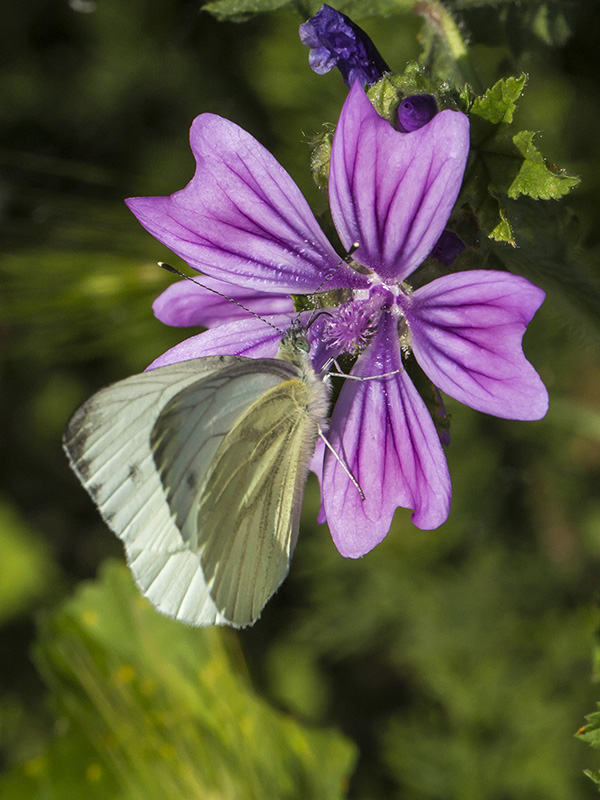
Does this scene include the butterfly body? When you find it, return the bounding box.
[63,330,330,627]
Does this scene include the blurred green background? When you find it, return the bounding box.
[2,0,600,797]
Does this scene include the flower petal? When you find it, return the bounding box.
[146,309,336,373]
[397,94,438,132]
[299,4,389,88]
[127,114,368,293]
[406,270,548,420]
[146,314,294,369]
[323,312,451,558]
[329,82,469,281]
[153,277,294,328]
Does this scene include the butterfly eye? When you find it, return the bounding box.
[296,335,311,353]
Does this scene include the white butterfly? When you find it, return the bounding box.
[63,325,330,628]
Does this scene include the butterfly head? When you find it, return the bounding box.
[278,324,311,365]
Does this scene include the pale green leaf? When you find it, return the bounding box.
[507,129,581,200]
[0,562,356,800]
[470,74,527,125]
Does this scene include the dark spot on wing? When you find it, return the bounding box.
[88,483,101,501]
[63,427,90,469]
[128,463,142,485]
[186,470,197,490]
[75,457,92,481]
[104,511,115,525]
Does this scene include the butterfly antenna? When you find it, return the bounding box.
[303,241,361,330]
[313,241,361,298]
[158,263,285,336]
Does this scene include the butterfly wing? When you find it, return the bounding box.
[149,369,325,627]
[63,357,296,626]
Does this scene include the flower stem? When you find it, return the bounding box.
[414,0,482,92]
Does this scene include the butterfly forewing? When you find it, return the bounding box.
[150,367,323,627]
[195,379,320,625]
[149,361,298,551]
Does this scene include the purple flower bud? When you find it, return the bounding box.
[431,229,465,266]
[299,4,389,88]
[397,94,439,132]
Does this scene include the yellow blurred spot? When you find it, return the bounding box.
[85,763,102,782]
[136,595,151,610]
[159,742,176,760]
[80,274,120,298]
[82,609,99,626]
[141,677,157,695]
[240,715,254,738]
[23,755,46,776]
[202,657,225,684]
[115,664,135,684]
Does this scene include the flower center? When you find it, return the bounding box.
[322,284,410,355]
[323,299,377,353]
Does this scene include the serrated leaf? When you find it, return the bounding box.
[507,129,581,200]
[584,769,600,788]
[489,207,515,243]
[465,75,580,244]
[470,74,527,125]
[0,562,356,800]
[578,708,600,748]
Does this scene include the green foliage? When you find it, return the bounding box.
[0,501,57,623]
[577,643,600,792]
[0,563,355,800]
[205,0,414,23]
[509,129,580,200]
[2,1,600,798]
[205,0,291,23]
[464,76,580,245]
[470,74,526,125]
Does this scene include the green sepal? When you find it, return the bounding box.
[309,125,335,192]
[368,62,463,124]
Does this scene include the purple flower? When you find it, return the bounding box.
[126,82,548,558]
[299,4,389,87]
[397,94,439,132]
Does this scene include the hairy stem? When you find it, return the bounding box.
[414,0,482,91]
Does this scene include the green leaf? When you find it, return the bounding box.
[578,707,600,749]
[507,129,581,200]
[470,74,527,125]
[464,76,580,245]
[0,562,356,800]
[0,500,57,623]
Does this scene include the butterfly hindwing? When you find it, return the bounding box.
[150,366,322,627]
[63,357,295,626]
